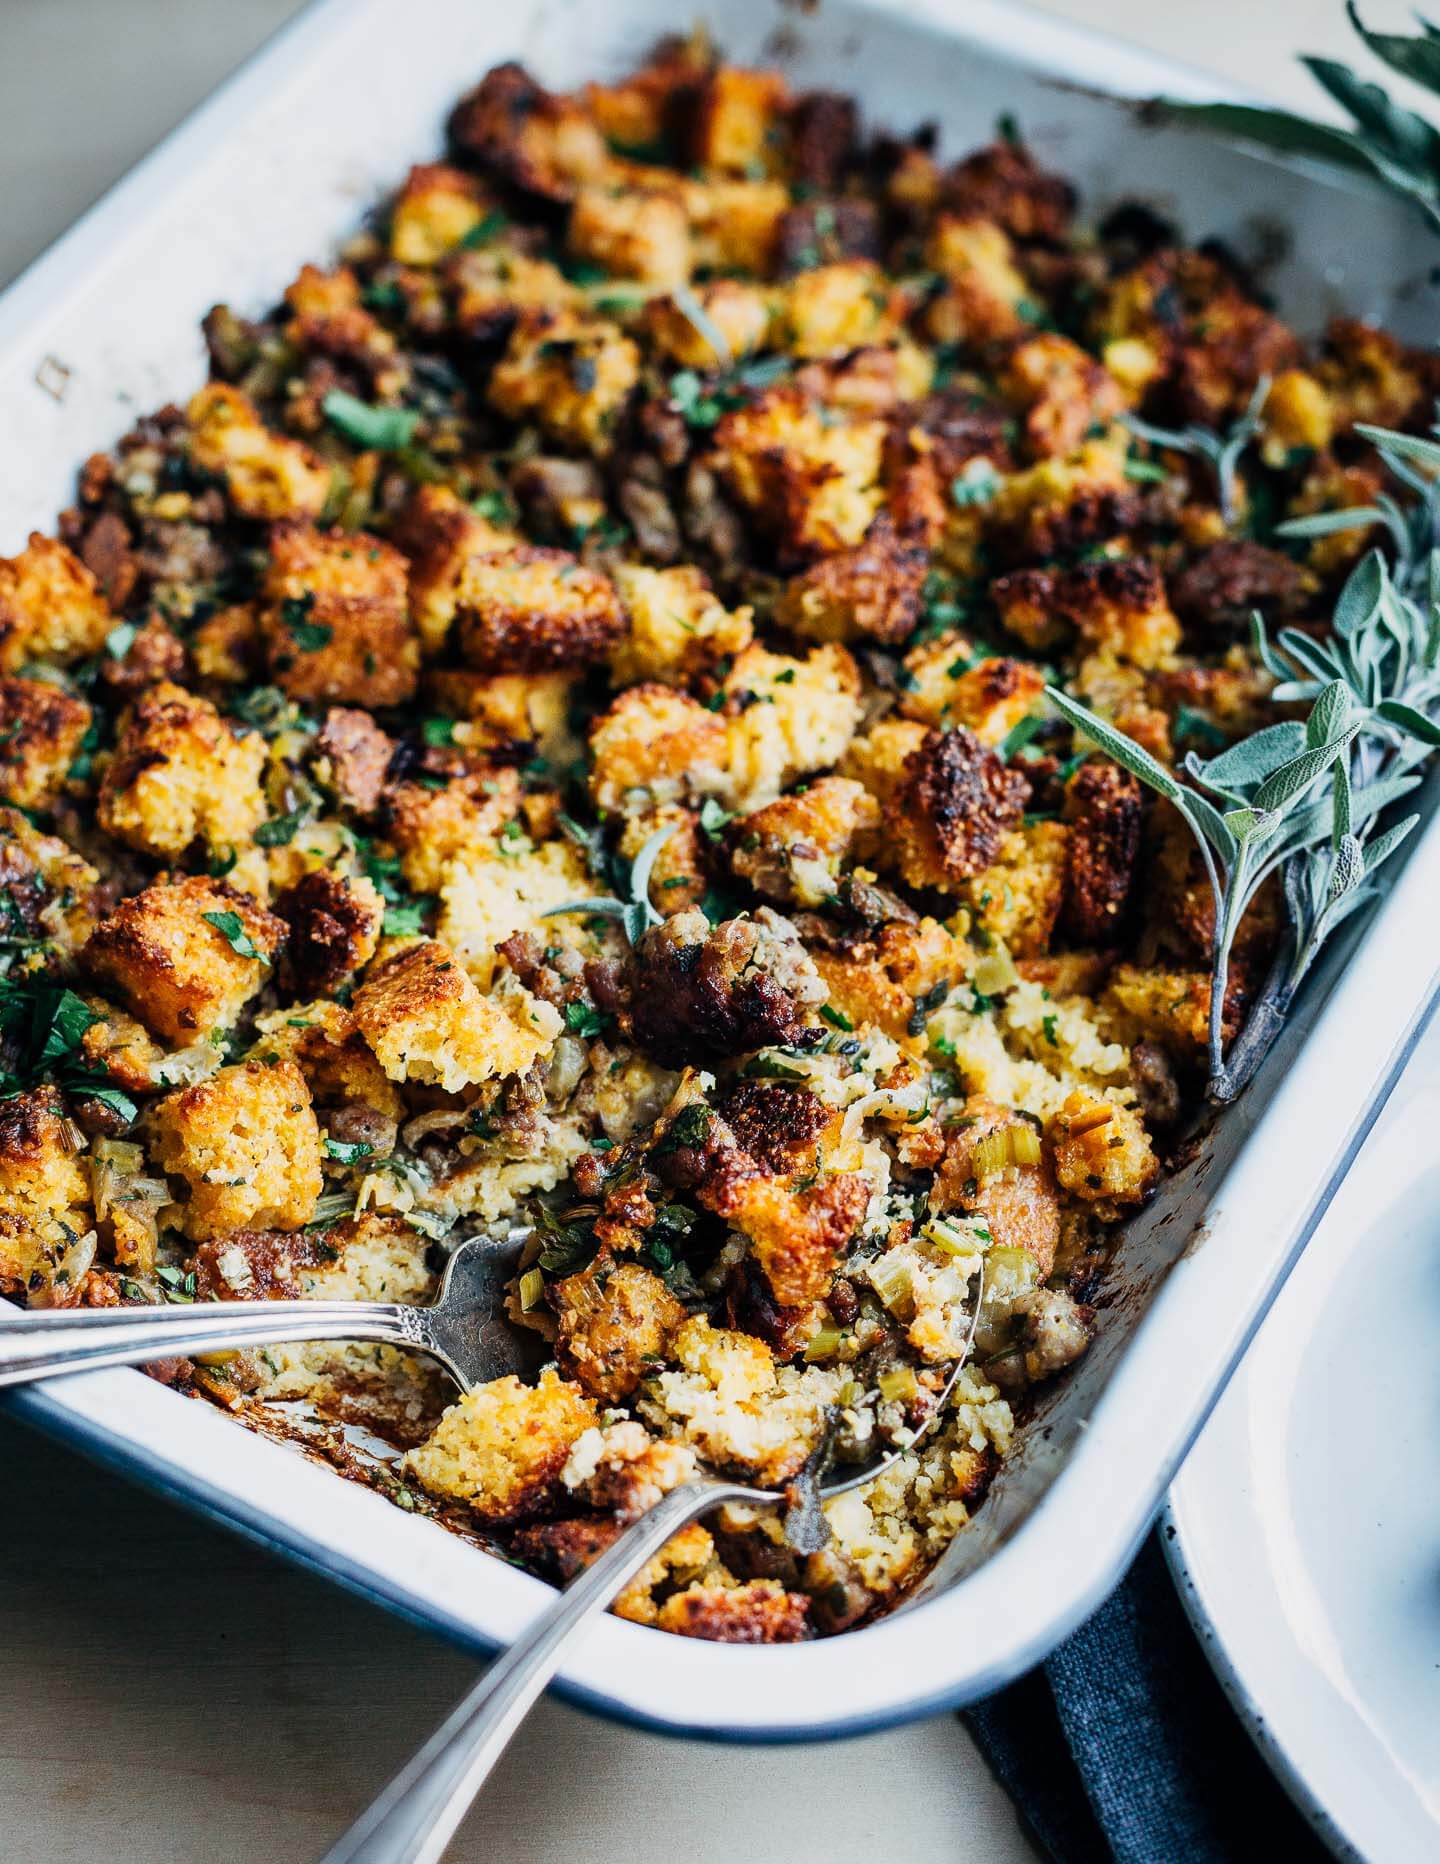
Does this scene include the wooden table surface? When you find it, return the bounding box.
[0,1,1356,1858]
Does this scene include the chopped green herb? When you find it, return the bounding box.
[202,910,262,959]
[322,389,420,453]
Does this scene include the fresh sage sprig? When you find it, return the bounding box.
[1277,419,1440,593]
[1047,533,1440,1099]
[543,821,675,946]
[1121,377,1271,525]
[1160,5,1440,234]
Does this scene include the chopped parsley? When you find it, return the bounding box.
[202,910,262,959]
[322,389,420,452]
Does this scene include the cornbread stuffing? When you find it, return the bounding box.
[2,36,1413,1642]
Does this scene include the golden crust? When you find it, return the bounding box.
[149,1059,323,1240]
[352,939,560,1092]
[0,534,113,673]
[187,383,332,521]
[487,307,639,454]
[0,676,91,808]
[403,1367,599,1523]
[261,522,419,708]
[83,875,285,1045]
[97,680,266,860]
[1048,1090,1158,1217]
[453,547,624,674]
[554,1261,688,1402]
[883,727,1029,894]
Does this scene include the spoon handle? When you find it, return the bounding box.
[0,1297,420,1387]
[321,1478,754,1864]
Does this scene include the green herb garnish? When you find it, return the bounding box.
[322,389,420,452]
[1047,479,1437,1098]
[202,910,262,960]
[544,821,675,946]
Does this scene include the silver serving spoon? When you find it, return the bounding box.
[320,1276,984,1864]
[0,1231,544,1390]
[1,1235,981,1864]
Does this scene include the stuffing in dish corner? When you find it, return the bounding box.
[0,31,1422,1640]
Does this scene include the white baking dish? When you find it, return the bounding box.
[4,0,1439,1740]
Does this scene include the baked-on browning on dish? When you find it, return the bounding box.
[1,35,1430,1641]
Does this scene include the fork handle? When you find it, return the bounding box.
[0,1298,419,1387]
[321,1478,756,1864]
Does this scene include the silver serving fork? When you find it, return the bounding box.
[0,1231,544,1390]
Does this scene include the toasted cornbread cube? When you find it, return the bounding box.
[437,838,604,989]
[838,715,930,807]
[778,262,905,358]
[962,821,1070,958]
[1101,962,1216,1064]
[488,308,639,454]
[149,1058,323,1240]
[609,1521,716,1624]
[272,869,384,998]
[284,264,398,379]
[76,997,169,1096]
[261,522,418,708]
[352,939,560,1092]
[899,639,1045,743]
[724,1169,870,1307]
[608,563,753,687]
[569,183,692,286]
[1049,1090,1157,1216]
[588,682,727,814]
[385,764,523,892]
[0,1087,93,1298]
[425,668,580,765]
[389,162,489,264]
[390,485,517,656]
[449,247,581,343]
[808,915,969,1047]
[997,334,1123,460]
[97,680,266,859]
[250,999,402,1120]
[452,547,624,674]
[83,876,285,1044]
[0,676,91,808]
[1259,368,1335,466]
[643,1317,841,1485]
[404,1368,599,1524]
[561,1419,699,1521]
[992,558,1180,670]
[187,383,332,521]
[554,1261,688,1402]
[0,534,113,672]
[686,176,790,274]
[447,62,608,205]
[923,216,1028,346]
[693,66,789,174]
[986,437,1129,563]
[658,1581,810,1643]
[642,279,772,369]
[189,602,261,684]
[774,519,928,645]
[714,387,886,559]
[883,727,1028,894]
[0,807,101,956]
[730,775,880,907]
[719,643,862,810]
[1316,316,1421,432]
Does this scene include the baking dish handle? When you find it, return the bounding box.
[321,1477,758,1864]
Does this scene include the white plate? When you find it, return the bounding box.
[1167,1012,1440,1862]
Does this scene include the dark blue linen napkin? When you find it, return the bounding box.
[961,1527,1332,1864]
